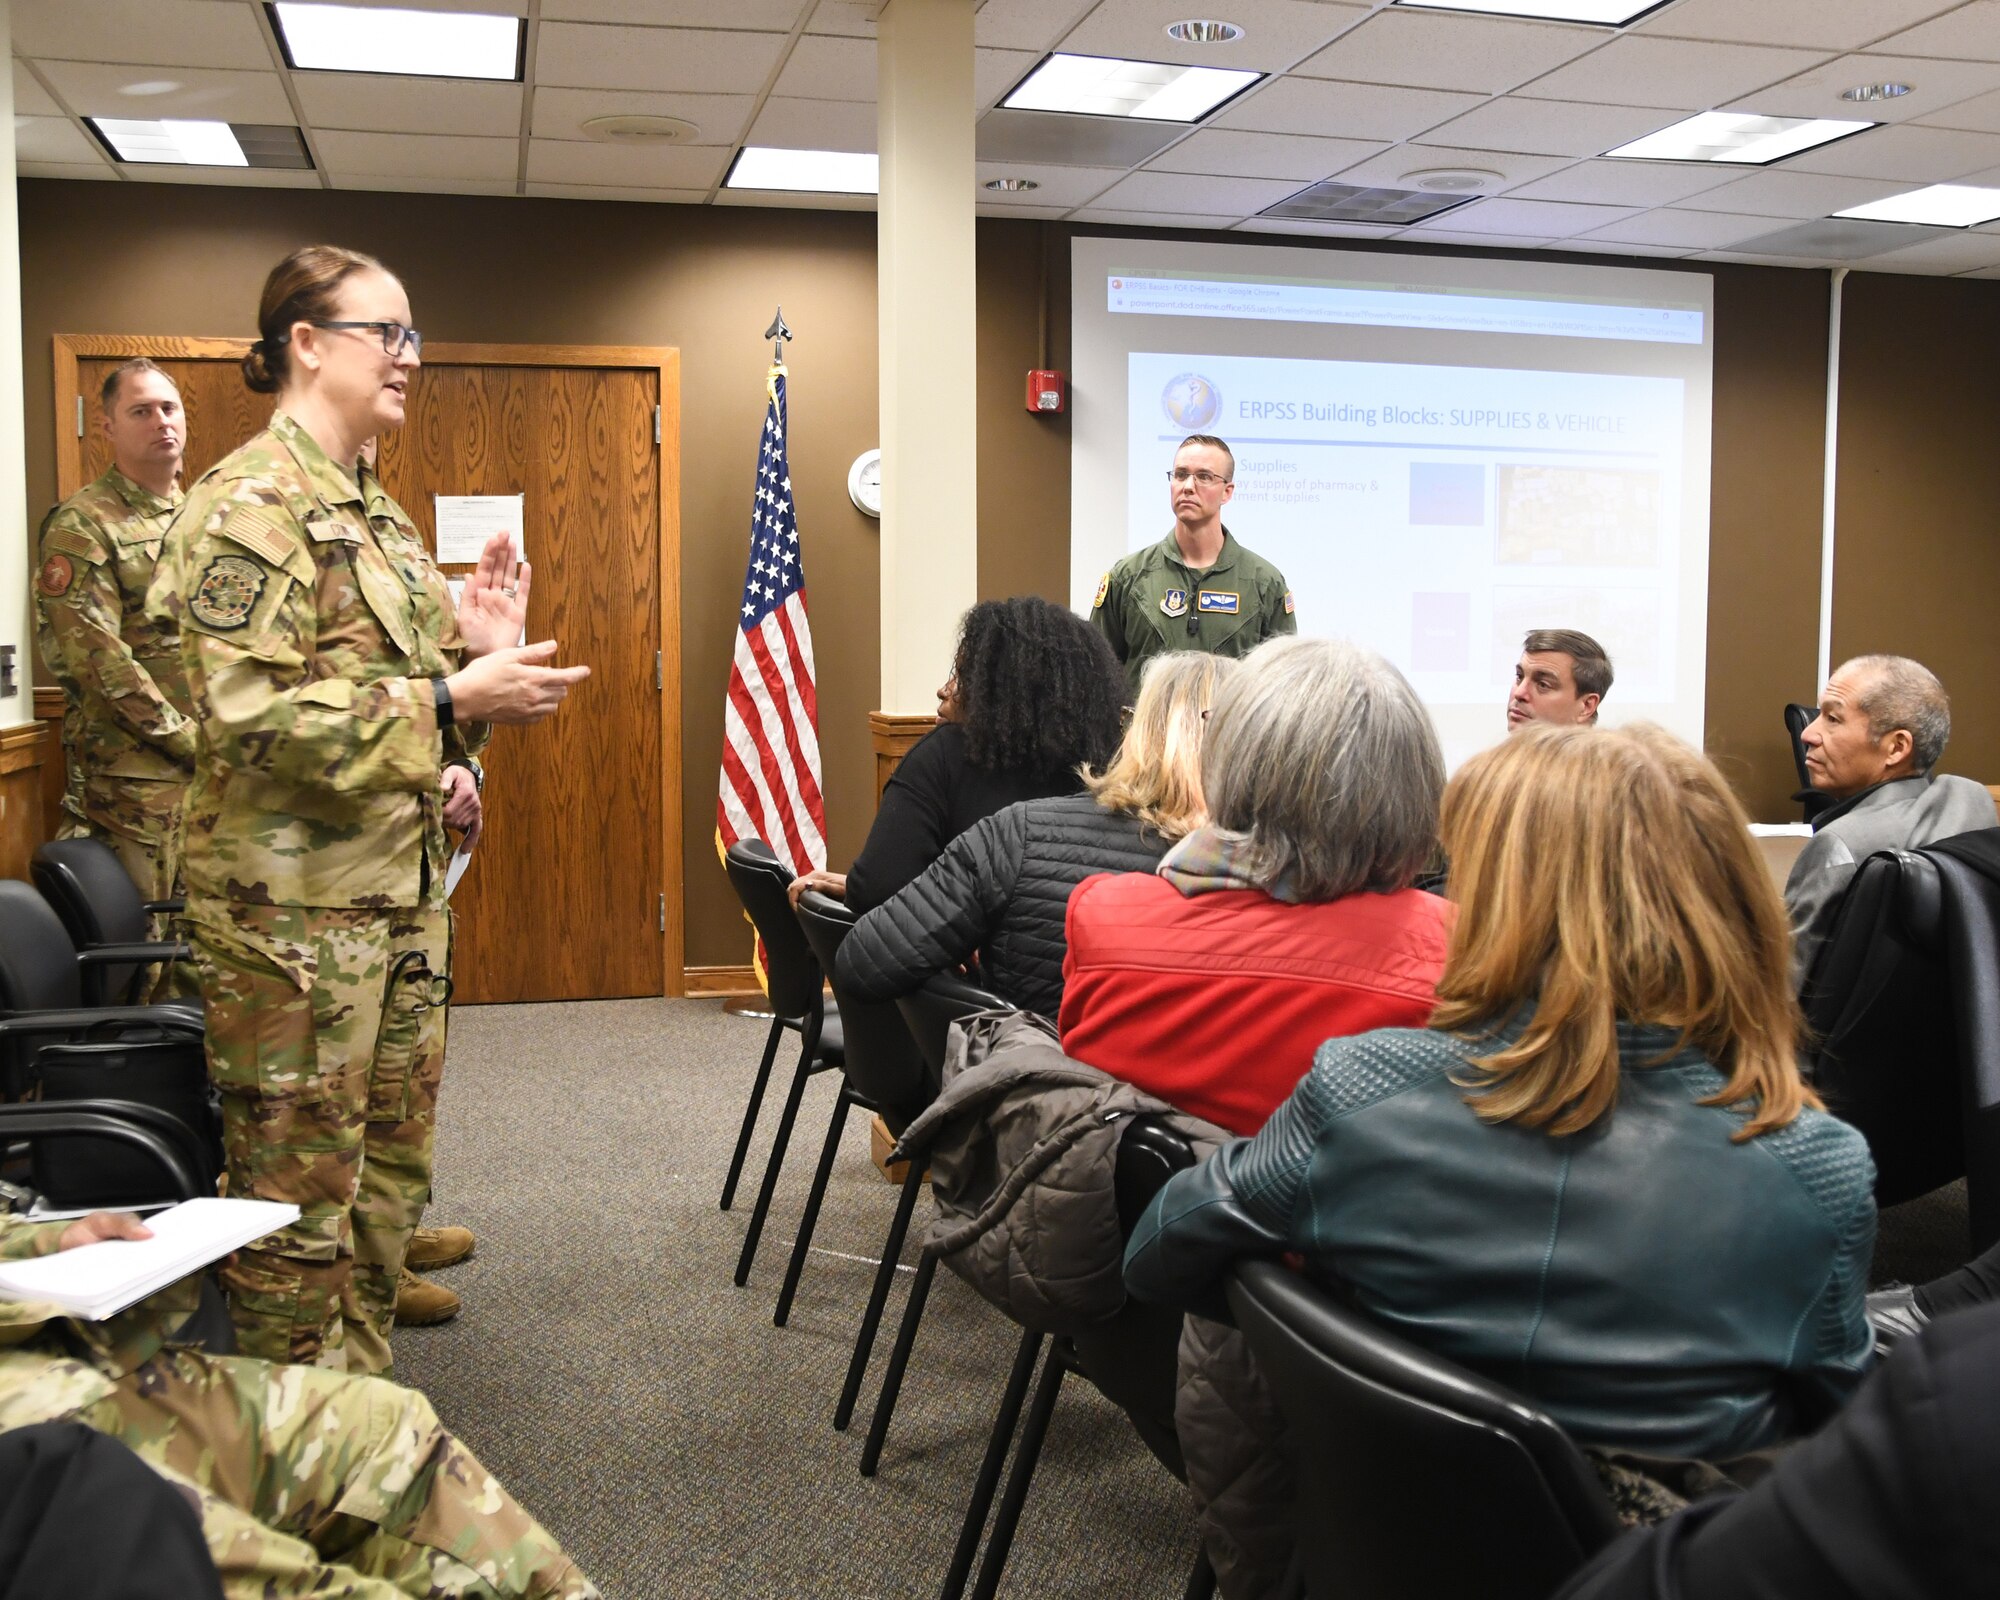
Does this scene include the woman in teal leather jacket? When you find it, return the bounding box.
[1126,722,1876,1595]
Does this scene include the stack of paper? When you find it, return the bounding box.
[0,1198,299,1321]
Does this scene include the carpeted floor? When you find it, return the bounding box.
[395,997,1199,1600]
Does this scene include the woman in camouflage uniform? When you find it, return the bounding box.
[149,245,588,1372]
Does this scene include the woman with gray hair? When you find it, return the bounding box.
[1059,636,1454,1135]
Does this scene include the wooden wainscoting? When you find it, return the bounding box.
[0,721,49,880]
[869,712,938,802]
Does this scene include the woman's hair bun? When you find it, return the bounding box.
[241,338,279,395]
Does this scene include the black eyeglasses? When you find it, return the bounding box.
[311,320,423,358]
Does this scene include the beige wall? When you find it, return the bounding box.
[16,177,2000,961]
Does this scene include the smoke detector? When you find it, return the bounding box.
[1401,167,1504,193]
[581,114,700,145]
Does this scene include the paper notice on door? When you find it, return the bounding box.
[435,494,525,566]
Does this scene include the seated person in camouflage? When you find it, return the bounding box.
[0,1208,597,1599]
[35,358,197,930]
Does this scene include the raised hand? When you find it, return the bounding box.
[456,531,531,659]
[446,640,590,725]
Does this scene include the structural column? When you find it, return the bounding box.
[875,0,977,725]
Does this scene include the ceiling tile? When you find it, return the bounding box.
[1875,2,2000,64]
[1852,229,2000,271]
[1732,54,2000,125]
[976,201,1074,218]
[329,175,520,195]
[1516,38,1832,112]
[1418,196,1639,237]
[525,182,710,202]
[976,108,1186,166]
[530,87,754,145]
[1296,11,1604,96]
[1503,157,1741,206]
[1418,95,1679,157]
[1215,78,1484,141]
[526,136,731,187]
[1070,209,1242,228]
[771,34,874,100]
[313,130,519,180]
[1392,226,1550,248]
[1086,169,1305,213]
[14,0,272,71]
[973,160,1127,206]
[1328,143,1570,189]
[535,23,786,93]
[541,0,807,26]
[1956,260,2000,276]
[1637,0,1961,52]
[13,63,62,118]
[1783,120,2000,179]
[13,116,99,165]
[1058,0,1363,75]
[293,74,522,138]
[978,49,1039,108]
[124,167,322,188]
[1574,208,1777,248]
[38,62,294,122]
[809,1,880,39]
[1147,127,1389,180]
[1690,168,1911,218]
[750,96,876,152]
[1552,237,1697,257]
[18,160,118,182]
[1914,85,2000,134]
[712,186,874,210]
[328,0,526,11]
[1695,250,1840,267]
[975,0,1099,53]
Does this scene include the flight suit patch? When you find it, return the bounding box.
[1197,591,1239,614]
[37,554,73,597]
[1160,588,1188,618]
[1283,590,1295,615]
[1092,572,1109,610]
[190,555,266,631]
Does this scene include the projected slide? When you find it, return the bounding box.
[1127,352,1684,708]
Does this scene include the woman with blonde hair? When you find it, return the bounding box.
[1125,723,1877,1597]
[838,650,1232,1027]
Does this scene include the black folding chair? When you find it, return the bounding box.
[1783,702,1832,825]
[33,837,192,1007]
[1226,1260,1619,1600]
[787,889,930,1339]
[720,841,844,1286]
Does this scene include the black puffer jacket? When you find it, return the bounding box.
[836,792,1172,1018]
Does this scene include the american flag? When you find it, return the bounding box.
[717,364,827,879]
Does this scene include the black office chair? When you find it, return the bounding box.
[1804,833,2000,1249]
[32,837,192,1007]
[720,841,843,1287]
[788,889,931,1338]
[944,1116,1213,1600]
[1783,702,1832,825]
[1226,1260,1620,1600]
[0,880,216,1207]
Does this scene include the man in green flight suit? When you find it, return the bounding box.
[1089,433,1296,696]
[34,359,195,923]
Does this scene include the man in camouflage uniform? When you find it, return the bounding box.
[35,359,196,922]
[148,411,489,1375]
[1090,433,1296,697]
[0,1207,596,1597]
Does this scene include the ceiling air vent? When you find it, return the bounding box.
[1262,181,1477,226]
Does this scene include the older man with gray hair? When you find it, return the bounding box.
[1786,654,1997,988]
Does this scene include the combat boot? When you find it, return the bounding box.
[406,1224,475,1271]
[395,1265,461,1326]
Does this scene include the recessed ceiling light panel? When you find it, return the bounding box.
[271,2,524,81]
[1606,111,1875,165]
[983,177,1040,191]
[1840,83,1912,103]
[90,118,249,166]
[1388,0,1672,25]
[726,146,879,195]
[1837,184,2000,227]
[1165,20,1245,44]
[1002,53,1260,123]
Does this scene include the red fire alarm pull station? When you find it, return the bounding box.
[1026,369,1066,414]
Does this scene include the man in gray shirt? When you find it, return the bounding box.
[1786,654,1997,988]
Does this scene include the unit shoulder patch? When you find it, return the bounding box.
[37,554,74,597]
[1092,572,1109,610]
[190,554,266,631]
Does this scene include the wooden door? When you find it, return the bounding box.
[55,336,684,1001]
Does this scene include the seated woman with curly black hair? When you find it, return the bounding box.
[789,596,1127,914]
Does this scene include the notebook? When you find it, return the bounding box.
[0,1197,299,1321]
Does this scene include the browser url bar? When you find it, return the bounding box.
[1107,275,1705,345]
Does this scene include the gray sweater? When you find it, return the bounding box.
[1785,774,1998,988]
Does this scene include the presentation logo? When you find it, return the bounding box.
[1162,372,1221,431]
